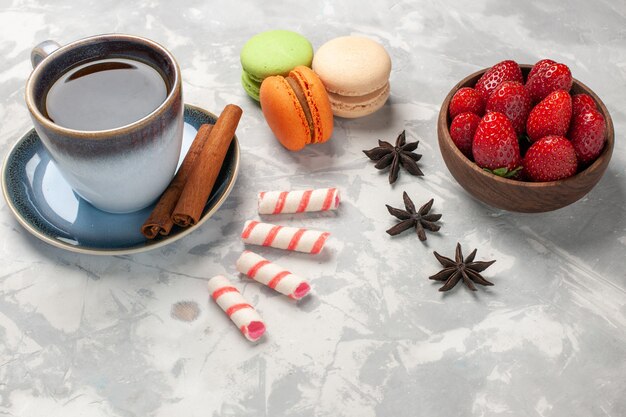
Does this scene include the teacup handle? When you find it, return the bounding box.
[31,40,61,68]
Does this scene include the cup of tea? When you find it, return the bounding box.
[25,34,184,213]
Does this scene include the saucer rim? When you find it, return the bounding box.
[1,103,240,256]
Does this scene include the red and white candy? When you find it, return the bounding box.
[236,250,311,300]
[207,275,266,342]
[258,188,340,214]
[241,220,330,254]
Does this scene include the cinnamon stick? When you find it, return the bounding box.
[141,124,214,239]
[172,104,243,227]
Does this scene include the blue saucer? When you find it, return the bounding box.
[1,104,240,255]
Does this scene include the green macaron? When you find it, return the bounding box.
[240,30,314,101]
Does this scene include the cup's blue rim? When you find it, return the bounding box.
[24,33,182,139]
[1,104,241,256]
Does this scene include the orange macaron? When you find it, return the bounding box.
[260,66,333,151]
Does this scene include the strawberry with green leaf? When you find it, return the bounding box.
[472,112,522,177]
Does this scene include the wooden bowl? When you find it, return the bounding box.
[437,64,615,213]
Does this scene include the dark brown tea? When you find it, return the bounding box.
[45,58,168,131]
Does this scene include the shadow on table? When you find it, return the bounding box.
[461,165,626,250]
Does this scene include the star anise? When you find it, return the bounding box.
[429,243,496,292]
[386,192,442,241]
[363,130,423,184]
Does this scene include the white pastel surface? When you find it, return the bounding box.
[0,1,625,416]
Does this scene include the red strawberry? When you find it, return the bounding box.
[526,59,555,82]
[525,60,573,103]
[475,60,523,102]
[449,112,481,158]
[526,90,572,142]
[569,109,606,165]
[485,81,531,134]
[449,87,485,118]
[472,112,522,174]
[523,136,577,182]
[571,94,597,118]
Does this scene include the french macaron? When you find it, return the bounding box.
[240,30,314,101]
[260,66,334,151]
[312,36,392,118]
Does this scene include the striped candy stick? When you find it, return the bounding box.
[258,188,340,215]
[207,275,266,342]
[241,221,330,254]
[236,251,311,300]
